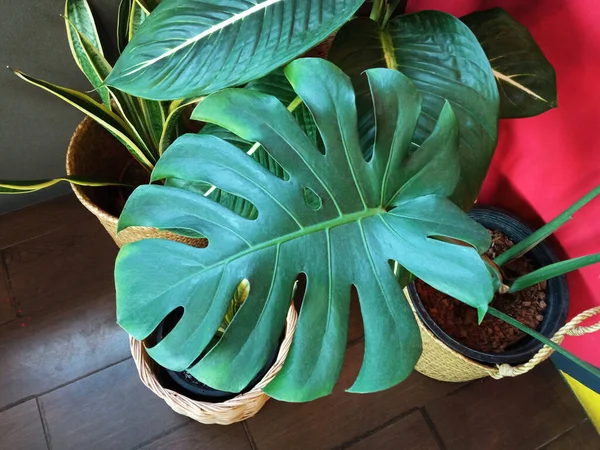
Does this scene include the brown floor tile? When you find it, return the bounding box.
[0,400,47,450]
[0,293,129,409]
[246,341,464,450]
[139,422,252,450]
[40,359,188,450]
[0,194,85,251]
[2,215,117,316]
[0,261,15,325]
[425,362,587,450]
[346,410,439,450]
[542,420,600,449]
[347,290,364,344]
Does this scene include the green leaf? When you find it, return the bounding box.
[12,69,155,171]
[494,184,600,266]
[117,0,131,53]
[0,177,131,194]
[159,98,202,155]
[106,0,365,100]
[509,253,600,293]
[115,59,493,402]
[64,0,111,108]
[328,12,499,208]
[129,0,149,41]
[462,8,557,118]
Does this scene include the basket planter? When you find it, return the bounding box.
[403,206,599,382]
[130,305,298,425]
[65,117,204,248]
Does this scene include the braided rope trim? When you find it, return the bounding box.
[491,306,600,379]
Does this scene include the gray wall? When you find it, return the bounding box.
[0,0,120,214]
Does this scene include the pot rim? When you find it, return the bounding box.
[408,205,570,366]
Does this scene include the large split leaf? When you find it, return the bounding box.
[115,59,493,402]
[462,8,557,118]
[106,0,365,100]
[328,12,499,208]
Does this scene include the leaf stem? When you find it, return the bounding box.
[370,0,384,22]
[487,306,600,380]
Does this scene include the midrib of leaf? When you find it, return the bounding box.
[165,207,385,284]
[379,28,398,70]
[492,69,549,103]
[121,0,286,78]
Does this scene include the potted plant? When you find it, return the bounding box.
[114,59,600,423]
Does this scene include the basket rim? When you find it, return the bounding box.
[130,305,298,422]
[65,117,120,228]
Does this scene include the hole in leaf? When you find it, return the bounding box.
[218,279,250,335]
[303,186,322,210]
[292,273,308,313]
[145,306,184,348]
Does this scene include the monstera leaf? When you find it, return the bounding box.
[115,59,493,402]
[328,12,499,208]
[462,8,557,118]
[106,0,365,100]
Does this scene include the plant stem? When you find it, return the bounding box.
[487,306,600,380]
[370,0,384,22]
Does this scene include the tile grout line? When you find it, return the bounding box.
[242,420,259,450]
[419,407,447,450]
[335,407,420,450]
[0,356,132,415]
[129,420,192,450]
[0,249,18,318]
[36,397,53,450]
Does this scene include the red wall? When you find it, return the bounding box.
[407,0,600,365]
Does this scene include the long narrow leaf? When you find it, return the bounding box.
[108,90,155,157]
[64,0,103,52]
[487,307,600,384]
[129,0,149,41]
[509,253,600,293]
[64,17,112,108]
[0,177,132,194]
[117,0,131,53]
[495,184,600,266]
[159,98,202,155]
[12,69,155,171]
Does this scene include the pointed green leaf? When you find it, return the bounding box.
[129,0,149,41]
[64,15,112,108]
[0,177,131,194]
[462,8,557,118]
[106,0,365,100]
[115,59,493,402]
[328,13,499,208]
[12,69,155,171]
[117,0,132,53]
[159,98,201,155]
[65,0,103,53]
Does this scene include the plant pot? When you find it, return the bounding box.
[403,205,570,382]
[151,308,280,403]
[65,117,205,248]
[130,305,298,425]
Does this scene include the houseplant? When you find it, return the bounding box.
[115,58,600,416]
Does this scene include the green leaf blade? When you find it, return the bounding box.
[462,8,557,118]
[116,59,493,401]
[328,12,500,208]
[106,0,365,100]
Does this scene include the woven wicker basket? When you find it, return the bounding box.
[65,117,204,248]
[130,305,298,425]
[403,288,600,382]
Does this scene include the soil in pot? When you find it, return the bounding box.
[417,230,547,353]
[148,308,280,403]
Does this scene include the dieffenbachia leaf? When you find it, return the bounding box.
[64,0,111,108]
[106,0,365,100]
[11,69,155,171]
[328,12,499,209]
[115,59,493,402]
[0,177,130,194]
[462,8,557,118]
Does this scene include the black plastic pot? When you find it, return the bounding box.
[150,309,280,403]
[408,205,570,366]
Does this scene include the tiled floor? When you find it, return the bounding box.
[0,194,597,450]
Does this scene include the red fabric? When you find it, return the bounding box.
[407,0,600,365]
